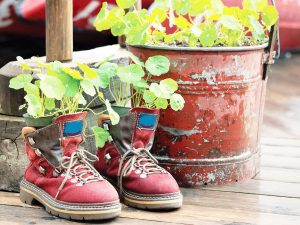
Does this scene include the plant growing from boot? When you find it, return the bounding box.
[94,0,278,47]
[91,53,185,148]
[9,56,119,119]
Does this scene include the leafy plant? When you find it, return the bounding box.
[9,56,118,123]
[94,0,279,47]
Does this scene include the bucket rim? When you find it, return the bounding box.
[127,42,268,52]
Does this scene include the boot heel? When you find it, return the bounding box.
[20,188,35,205]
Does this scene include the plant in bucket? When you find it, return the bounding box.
[9,57,123,220]
[93,0,279,187]
[91,54,185,209]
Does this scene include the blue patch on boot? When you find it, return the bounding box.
[63,120,83,137]
[137,113,158,130]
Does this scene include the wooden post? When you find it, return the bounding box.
[46,0,73,62]
[118,0,142,48]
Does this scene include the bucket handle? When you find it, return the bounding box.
[263,0,280,80]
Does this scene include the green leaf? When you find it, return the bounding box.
[93,2,110,31]
[95,62,118,88]
[78,63,97,79]
[148,8,167,23]
[149,83,171,99]
[126,24,149,45]
[133,79,149,88]
[128,52,145,67]
[117,64,145,84]
[63,67,83,80]
[9,74,33,90]
[220,15,243,31]
[145,55,170,76]
[116,0,136,9]
[154,98,168,109]
[111,21,127,36]
[40,76,66,100]
[76,93,87,106]
[92,126,110,148]
[143,90,156,103]
[160,78,178,94]
[80,80,96,96]
[24,94,42,117]
[170,93,185,111]
[249,15,265,42]
[16,56,38,72]
[262,5,278,27]
[242,0,267,12]
[199,23,217,47]
[108,7,125,25]
[174,15,192,30]
[56,72,80,97]
[44,98,55,111]
[105,100,120,125]
[24,83,40,97]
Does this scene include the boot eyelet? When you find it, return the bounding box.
[135,169,142,174]
[39,166,46,175]
[140,173,147,178]
[35,149,42,157]
[103,123,109,130]
[108,136,113,142]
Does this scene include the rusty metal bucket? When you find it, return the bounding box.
[127,1,279,187]
[127,30,278,187]
[129,44,266,187]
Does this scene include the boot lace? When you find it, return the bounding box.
[117,148,166,195]
[55,149,103,199]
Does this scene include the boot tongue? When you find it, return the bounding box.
[53,112,87,156]
[130,107,160,150]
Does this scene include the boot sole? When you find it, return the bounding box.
[20,179,121,220]
[104,176,182,210]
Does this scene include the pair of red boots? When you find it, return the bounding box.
[20,107,182,220]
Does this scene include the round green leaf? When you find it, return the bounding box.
[24,94,42,117]
[93,2,110,31]
[143,90,156,103]
[145,55,170,76]
[170,93,185,111]
[160,78,178,94]
[199,23,217,47]
[116,0,136,9]
[40,76,66,100]
[44,98,55,111]
[117,64,145,84]
[111,21,127,36]
[154,98,168,109]
[24,83,40,97]
[78,63,97,79]
[95,62,118,88]
[9,74,32,90]
[92,126,110,148]
[220,15,243,31]
[149,83,170,99]
[105,100,120,125]
[262,5,278,27]
[80,80,96,96]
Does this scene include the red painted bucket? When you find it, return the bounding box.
[128,44,269,187]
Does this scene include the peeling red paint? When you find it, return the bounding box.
[128,45,266,187]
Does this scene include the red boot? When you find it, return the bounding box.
[20,112,121,220]
[94,107,182,210]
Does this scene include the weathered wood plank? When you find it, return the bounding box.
[0,205,180,225]
[261,155,300,170]
[0,116,28,192]
[255,167,300,183]
[2,190,300,225]
[204,179,300,198]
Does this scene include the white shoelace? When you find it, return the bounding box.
[117,148,166,195]
[55,149,103,199]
